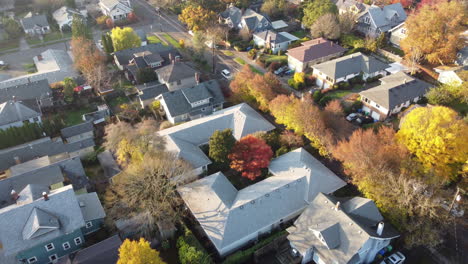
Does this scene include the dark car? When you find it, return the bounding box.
[356,115,374,125]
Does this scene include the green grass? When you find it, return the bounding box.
[63,107,94,126]
[222,50,234,56]
[0,40,20,52]
[23,63,37,73]
[147,34,162,44]
[449,102,468,115]
[249,65,263,75]
[107,96,130,109]
[291,30,307,39]
[26,37,42,46]
[161,33,181,48]
[234,57,246,65]
[326,90,353,100]
[42,32,72,42]
[264,54,287,64]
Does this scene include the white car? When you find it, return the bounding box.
[0,61,7,66]
[346,113,360,121]
[221,69,232,79]
[381,252,405,264]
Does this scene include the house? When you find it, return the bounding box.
[388,22,406,48]
[253,30,299,53]
[312,52,388,89]
[53,6,88,32]
[287,193,399,264]
[82,104,110,124]
[271,20,289,31]
[220,5,271,33]
[56,235,122,264]
[0,79,53,108]
[136,81,169,108]
[0,49,77,88]
[434,66,467,87]
[99,0,133,21]
[336,0,369,15]
[112,43,175,71]
[356,3,407,38]
[287,38,347,73]
[178,148,346,257]
[455,47,468,66]
[0,185,105,264]
[155,62,199,91]
[157,80,225,124]
[125,51,164,82]
[359,71,431,120]
[0,100,42,130]
[60,122,94,143]
[157,103,275,175]
[20,13,50,36]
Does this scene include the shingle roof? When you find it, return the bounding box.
[112,43,174,66]
[76,192,106,221]
[178,148,346,255]
[155,62,197,84]
[97,150,121,179]
[365,3,407,32]
[359,72,431,110]
[0,100,41,126]
[313,52,388,80]
[70,235,122,264]
[0,79,51,104]
[287,193,399,263]
[60,122,94,139]
[20,14,49,30]
[157,103,275,169]
[220,5,242,26]
[136,81,169,101]
[241,8,269,32]
[254,30,298,45]
[287,38,347,63]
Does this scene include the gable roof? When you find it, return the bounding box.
[60,122,94,139]
[359,72,431,109]
[271,20,288,30]
[0,79,52,104]
[53,6,86,24]
[100,0,132,12]
[313,52,388,80]
[178,148,346,255]
[220,5,242,26]
[254,30,298,45]
[137,81,169,101]
[365,3,407,32]
[70,235,122,264]
[76,192,106,221]
[112,43,174,67]
[0,100,41,126]
[287,193,399,264]
[20,14,49,30]
[155,62,197,85]
[157,103,275,169]
[287,38,347,63]
[241,9,269,32]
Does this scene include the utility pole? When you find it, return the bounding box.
[212,37,216,74]
[448,187,462,215]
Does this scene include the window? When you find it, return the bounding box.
[28,257,38,264]
[375,104,380,109]
[45,243,55,252]
[401,28,406,34]
[62,242,71,250]
[364,17,370,24]
[74,237,82,245]
[49,254,58,262]
[85,221,93,228]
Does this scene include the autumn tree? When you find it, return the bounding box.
[426,80,468,106]
[111,27,141,51]
[149,0,182,9]
[209,129,237,164]
[401,0,466,65]
[71,15,91,39]
[63,77,76,104]
[391,0,415,8]
[118,238,166,264]
[338,12,356,34]
[302,0,338,28]
[179,5,217,32]
[322,100,354,140]
[261,0,286,19]
[397,106,468,181]
[228,135,273,180]
[279,131,304,148]
[311,14,341,40]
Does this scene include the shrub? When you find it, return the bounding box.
[248,48,257,59]
[160,121,173,130]
[353,84,363,90]
[349,75,364,85]
[50,81,64,89]
[177,226,212,264]
[269,61,281,72]
[162,240,170,250]
[96,15,108,26]
[312,90,323,103]
[179,39,185,48]
[305,75,316,86]
[338,81,351,89]
[318,95,333,107]
[340,34,365,48]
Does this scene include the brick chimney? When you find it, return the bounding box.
[42,192,49,201]
[168,53,172,62]
[195,72,200,84]
[11,190,19,201]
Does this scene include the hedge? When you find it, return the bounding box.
[177,226,213,264]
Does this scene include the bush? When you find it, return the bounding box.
[349,75,364,85]
[276,146,289,157]
[313,90,323,103]
[353,84,363,90]
[338,81,351,90]
[162,240,171,250]
[305,75,315,86]
[340,34,365,49]
[177,226,212,264]
[50,81,64,89]
[269,61,281,72]
[96,15,108,26]
[248,48,257,59]
[318,95,333,107]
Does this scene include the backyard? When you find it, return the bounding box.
[45,106,95,127]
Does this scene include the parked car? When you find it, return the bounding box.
[221,69,232,79]
[346,113,359,121]
[381,252,405,264]
[96,40,103,51]
[0,61,8,69]
[284,69,294,76]
[356,115,374,125]
[274,66,288,75]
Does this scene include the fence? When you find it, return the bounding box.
[377,48,403,62]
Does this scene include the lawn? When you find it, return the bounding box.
[221,50,234,56]
[326,90,353,100]
[291,30,307,39]
[107,95,130,109]
[234,57,246,65]
[161,33,181,48]
[23,63,37,73]
[42,32,72,42]
[449,101,468,115]
[264,54,288,64]
[147,34,162,44]
[0,39,19,52]
[26,37,42,46]
[62,107,95,126]
[249,65,263,75]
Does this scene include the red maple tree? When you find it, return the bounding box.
[228,135,273,180]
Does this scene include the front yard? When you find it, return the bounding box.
[161,33,181,48]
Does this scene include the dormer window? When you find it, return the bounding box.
[364,17,370,24]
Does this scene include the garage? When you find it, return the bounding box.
[316,78,323,88]
[371,111,381,120]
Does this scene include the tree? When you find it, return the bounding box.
[280,131,304,148]
[192,31,207,54]
[65,0,76,8]
[338,12,356,34]
[111,27,141,51]
[311,14,341,40]
[2,18,22,39]
[106,18,114,29]
[63,77,76,103]
[261,0,286,19]
[302,0,338,28]
[426,80,468,106]
[322,100,354,140]
[136,68,158,84]
[118,238,165,264]
[391,0,414,8]
[101,33,114,54]
[401,0,466,65]
[178,5,217,32]
[149,0,182,9]
[209,129,236,164]
[228,135,273,180]
[71,15,91,39]
[397,106,468,181]
[128,12,137,22]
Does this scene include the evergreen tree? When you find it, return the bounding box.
[72,15,92,39]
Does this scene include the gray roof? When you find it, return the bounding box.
[287,193,399,263]
[365,3,407,32]
[241,8,270,32]
[160,80,224,117]
[0,185,85,259]
[60,122,94,139]
[135,29,147,41]
[113,43,174,66]
[359,72,431,110]
[97,150,121,179]
[178,148,346,255]
[137,81,169,101]
[70,235,122,264]
[155,62,197,84]
[313,52,388,80]
[158,103,274,169]
[254,30,292,45]
[0,79,52,104]
[456,47,468,66]
[76,192,106,221]
[0,100,41,126]
[20,14,49,30]
[220,5,242,26]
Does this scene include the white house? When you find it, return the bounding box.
[253,30,298,54]
[434,66,466,87]
[52,6,88,31]
[99,0,133,21]
[388,22,407,48]
[156,103,275,175]
[312,52,388,89]
[287,193,400,264]
[0,100,42,130]
[178,148,347,257]
[20,14,50,36]
[356,3,407,38]
[359,72,431,120]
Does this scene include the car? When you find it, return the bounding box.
[274,66,288,75]
[284,69,294,76]
[381,252,405,264]
[346,113,359,121]
[356,115,374,125]
[221,69,232,79]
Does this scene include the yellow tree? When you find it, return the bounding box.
[397,106,468,181]
[400,0,466,65]
[118,238,166,264]
[178,5,216,32]
[111,27,141,51]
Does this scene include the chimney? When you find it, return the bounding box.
[14,156,20,165]
[334,201,340,211]
[168,53,172,62]
[376,222,384,236]
[195,72,200,84]
[11,190,19,201]
[12,95,16,102]
[403,78,407,84]
[42,192,49,201]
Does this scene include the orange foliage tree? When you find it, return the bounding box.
[228,135,273,180]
